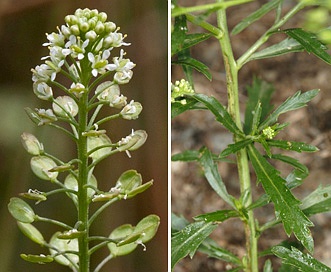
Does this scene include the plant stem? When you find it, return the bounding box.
[216,4,258,272]
[77,91,90,272]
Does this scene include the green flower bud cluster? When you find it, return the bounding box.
[171,79,194,105]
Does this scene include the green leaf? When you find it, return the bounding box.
[198,242,242,266]
[193,94,244,136]
[244,77,274,134]
[171,97,201,118]
[263,259,273,272]
[172,33,212,56]
[171,150,201,161]
[194,210,238,223]
[232,0,282,35]
[272,246,331,271]
[271,154,308,175]
[171,15,188,56]
[249,38,304,61]
[247,144,314,252]
[171,221,217,269]
[173,57,212,81]
[267,139,319,153]
[259,89,319,130]
[199,147,235,208]
[284,28,331,64]
[220,139,253,157]
[301,185,331,216]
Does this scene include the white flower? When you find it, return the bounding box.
[88,50,112,77]
[33,82,53,100]
[63,35,89,60]
[43,29,65,47]
[31,64,56,82]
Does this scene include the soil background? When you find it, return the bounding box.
[172,0,331,271]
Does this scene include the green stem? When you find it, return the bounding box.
[237,1,306,69]
[216,5,257,272]
[77,91,90,272]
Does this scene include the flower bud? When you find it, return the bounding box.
[120,100,142,120]
[85,30,97,42]
[52,96,78,118]
[104,22,116,33]
[30,156,58,181]
[95,21,105,34]
[98,12,107,23]
[21,132,44,155]
[79,20,90,32]
[70,25,80,36]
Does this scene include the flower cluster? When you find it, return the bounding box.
[171,79,195,105]
[32,8,135,90]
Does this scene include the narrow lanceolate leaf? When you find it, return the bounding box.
[267,139,319,153]
[271,154,308,175]
[272,246,331,272]
[173,57,212,81]
[193,94,244,136]
[301,185,331,216]
[171,97,201,118]
[259,89,319,130]
[171,221,217,270]
[172,33,212,56]
[244,77,274,134]
[198,242,242,266]
[284,28,331,65]
[220,139,253,157]
[232,0,281,35]
[249,38,304,61]
[199,147,235,208]
[247,144,314,252]
[194,210,239,223]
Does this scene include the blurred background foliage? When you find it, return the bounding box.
[0,0,167,271]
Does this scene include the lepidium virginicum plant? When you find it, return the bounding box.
[7,8,159,272]
[171,0,331,271]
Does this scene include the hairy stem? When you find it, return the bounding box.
[216,4,258,272]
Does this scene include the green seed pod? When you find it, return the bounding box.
[21,132,44,155]
[19,189,47,203]
[108,224,137,257]
[8,197,36,223]
[132,214,160,243]
[20,254,54,264]
[120,101,142,120]
[30,156,58,181]
[17,222,45,245]
[49,232,79,266]
[52,96,78,118]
